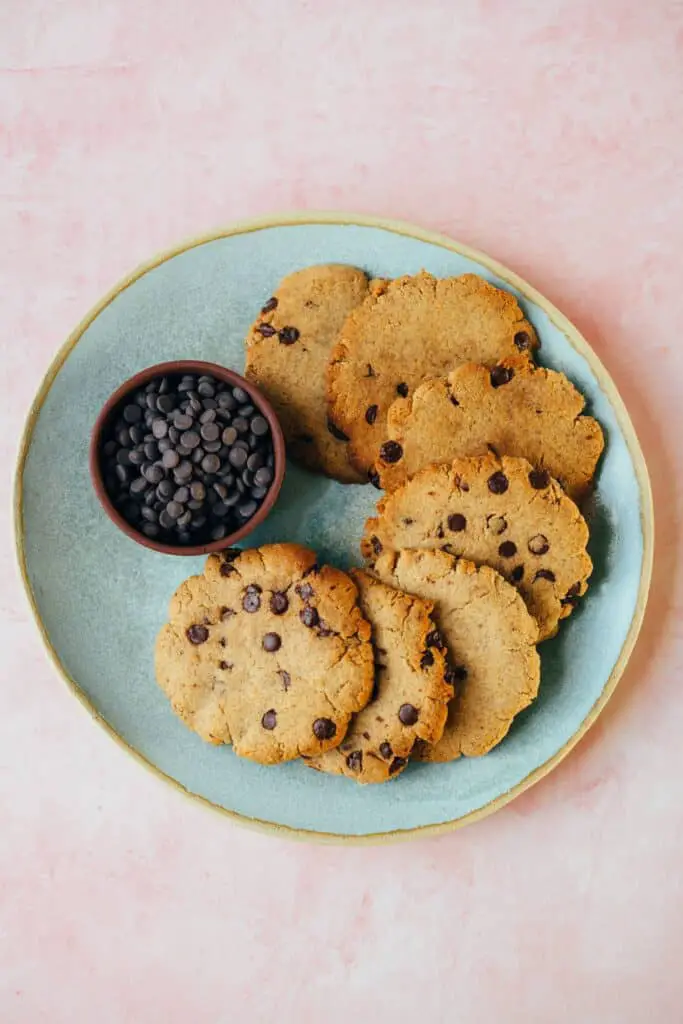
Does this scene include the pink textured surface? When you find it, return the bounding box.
[1,2,682,1021]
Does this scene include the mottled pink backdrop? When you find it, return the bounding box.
[2,2,682,1021]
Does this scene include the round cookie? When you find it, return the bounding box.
[377,358,604,500]
[308,570,453,783]
[155,543,374,764]
[372,548,540,761]
[362,454,592,641]
[245,265,374,483]
[327,271,538,476]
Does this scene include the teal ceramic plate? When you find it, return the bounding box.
[16,213,653,843]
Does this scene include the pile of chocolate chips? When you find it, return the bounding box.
[100,371,276,545]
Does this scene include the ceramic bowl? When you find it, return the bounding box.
[89,360,285,556]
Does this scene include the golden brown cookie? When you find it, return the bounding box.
[362,454,592,641]
[372,548,540,761]
[377,358,604,500]
[308,570,453,783]
[245,265,373,483]
[155,544,374,764]
[326,271,538,476]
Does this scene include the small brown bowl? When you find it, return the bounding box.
[89,360,286,556]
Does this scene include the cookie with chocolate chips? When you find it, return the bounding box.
[362,453,592,641]
[376,358,604,499]
[155,543,374,763]
[326,271,538,475]
[372,548,540,761]
[308,570,453,783]
[245,265,377,484]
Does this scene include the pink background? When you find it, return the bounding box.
[2,2,683,1021]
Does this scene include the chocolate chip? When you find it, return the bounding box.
[370,536,382,555]
[187,624,208,644]
[257,323,277,337]
[296,582,314,600]
[396,382,409,397]
[534,569,556,583]
[261,709,277,730]
[445,665,467,686]
[220,562,236,577]
[279,326,300,345]
[448,513,466,532]
[327,418,349,441]
[346,751,363,772]
[389,757,407,775]
[262,632,281,652]
[529,468,550,489]
[498,540,517,557]
[365,404,378,424]
[250,415,269,437]
[426,629,445,649]
[261,296,278,313]
[398,703,419,725]
[270,592,288,615]
[200,422,220,443]
[313,718,337,741]
[218,660,233,671]
[123,404,142,424]
[379,741,393,759]
[510,565,525,582]
[242,587,261,613]
[486,514,507,535]
[201,453,221,474]
[368,469,382,489]
[300,606,319,628]
[278,669,291,690]
[514,331,531,351]
[420,651,434,669]
[561,582,581,606]
[490,365,514,388]
[379,440,403,464]
[487,471,509,494]
[228,447,248,469]
[528,534,549,555]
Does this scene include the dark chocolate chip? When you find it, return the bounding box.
[486,514,507,535]
[368,469,382,489]
[278,669,291,690]
[123,404,142,424]
[534,569,556,583]
[498,540,517,557]
[279,326,299,345]
[370,535,382,555]
[261,296,278,313]
[389,757,407,775]
[261,709,277,730]
[346,751,363,772]
[201,454,221,474]
[445,665,468,686]
[398,703,419,725]
[313,718,336,740]
[270,592,289,615]
[257,323,277,337]
[420,651,434,669]
[514,331,531,351]
[448,513,467,532]
[187,624,209,644]
[200,422,220,443]
[379,741,393,760]
[379,440,403,464]
[529,468,550,489]
[510,565,525,582]
[250,415,269,436]
[300,605,319,628]
[296,582,314,600]
[262,632,281,652]
[426,629,445,649]
[242,587,261,612]
[490,365,514,388]
[487,471,509,494]
[528,534,549,555]
[396,382,409,397]
[365,404,378,425]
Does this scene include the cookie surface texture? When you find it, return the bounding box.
[327,271,538,474]
[363,454,591,641]
[378,359,604,499]
[372,548,540,761]
[155,543,374,764]
[245,264,371,483]
[309,570,453,783]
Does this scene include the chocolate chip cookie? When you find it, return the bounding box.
[245,265,375,483]
[327,272,538,476]
[155,543,374,763]
[362,454,592,641]
[372,548,540,761]
[377,358,604,499]
[308,570,453,783]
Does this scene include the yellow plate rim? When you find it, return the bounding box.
[13,210,655,845]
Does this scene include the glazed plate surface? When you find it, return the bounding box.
[16,213,653,841]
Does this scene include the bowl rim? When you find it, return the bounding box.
[88,359,286,556]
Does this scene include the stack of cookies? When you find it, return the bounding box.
[155,265,604,782]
